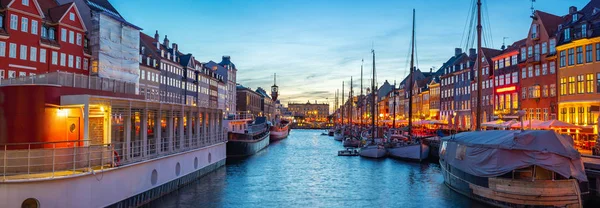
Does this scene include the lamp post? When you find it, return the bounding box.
[517,110,526,131]
[452,112,457,133]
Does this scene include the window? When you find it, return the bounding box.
[534,44,540,59]
[83,58,88,70]
[49,28,55,40]
[528,66,533,78]
[51,51,58,65]
[512,55,517,65]
[598,73,600,93]
[18,72,26,77]
[543,85,548,97]
[533,85,541,98]
[597,44,600,61]
[550,39,556,54]
[39,49,46,63]
[568,48,574,66]
[31,20,37,35]
[60,53,66,66]
[542,63,547,75]
[69,13,75,21]
[61,28,67,42]
[551,84,557,97]
[565,28,571,40]
[499,75,504,86]
[587,74,594,93]
[521,47,526,60]
[560,50,566,67]
[10,15,18,30]
[41,26,47,38]
[521,68,526,79]
[76,56,81,69]
[68,31,74,44]
[512,72,518,83]
[76,33,82,46]
[577,46,583,64]
[585,44,593,63]
[0,14,3,29]
[569,76,575,95]
[21,17,27,33]
[560,78,567,96]
[68,55,73,68]
[0,41,5,57]
[535,65,540,76]
[582,24,587,37]
[19,45,26,60]
[0,70,3,80]
[541,42,547,54]
[578,75,585,94]
[29,47,36,61]
[550,62,556,74]
[505,74,511,85]
[531,24,538,39]
[522,89,527,99]
[528,46,532,58]
[22,0,28,6]
[8,71,15,78]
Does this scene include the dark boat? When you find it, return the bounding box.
[226,117,270,157]
[270,119,291,141]
[440,130,588,207]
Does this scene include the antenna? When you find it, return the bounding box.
[530,0,536,18]
[502,37,509,50]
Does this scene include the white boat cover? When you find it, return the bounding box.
[440,130,587,182]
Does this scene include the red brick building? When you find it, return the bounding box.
[472,47,502,126]
[491,39,526,120]
[518,11,564,121]
[0,0,90,80]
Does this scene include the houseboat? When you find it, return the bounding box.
[226,117,270,157]
[439,130,588,207]
[269,118,291,141]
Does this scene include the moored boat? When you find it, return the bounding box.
[387,141,429,161]
[439,130,588,207]
[328,128,335,136]
[359,142,387,159]
[333,129,344,141]
[342,136,361,148]
[270,119,291,141]
[226,117,270,157]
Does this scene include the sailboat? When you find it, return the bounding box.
[334,82,344,141]
[343,76,361,148]
[358,49,387,159]
[387,9,430,162]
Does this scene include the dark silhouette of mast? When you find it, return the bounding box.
[393,80,397,129]
[342,81,345,126]
[408,9,415,136]
[360,59,364,127]
[371,49,376,141]
[350,77,353,127]
[476,0,483,131]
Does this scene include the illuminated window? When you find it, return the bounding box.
[577,75,584,94]
[560,78,567,95]
[568,76,575,95]
[542,85,548,97]
[587,74,594,93]
[550,84,556,97]
[512,93,518,109]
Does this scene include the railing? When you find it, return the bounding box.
[0,131,227,181]
[0,71,137,95]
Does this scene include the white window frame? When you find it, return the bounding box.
[61,28,67,42]
[51,51,58,65]
[60,53,66,66]
[19,45,27,60]
[39,49,46,63]
[22,0,29,6]
[69,13,75,21]
[68,55,74,68]
[83,58,88,70]
[21,17,28,33]
[76,56,81,69]
[0,70,4,80]
[68,31,74,44]
[18,72,26,77]
[31,20,38,35]
[8,70,15,78]
[76,33,82,46]
[10,15,18,30]
[30,47,36,61]
[0,41,5,57]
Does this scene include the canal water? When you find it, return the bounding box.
[145,129,486,208]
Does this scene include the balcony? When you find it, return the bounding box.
[0,72,137,95]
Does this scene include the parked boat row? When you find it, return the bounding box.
[225,114,291,157]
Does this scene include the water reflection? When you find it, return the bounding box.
[146,130,488,208]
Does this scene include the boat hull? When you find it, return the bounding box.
[333,132,343,141]
[227,133,270,157]
[342,139,361,148]
[0,143,226,208]
[328,129,334,136]
[359,145,387,158]
[440,160,583,208]
[388,143,429,162]
[269,128,289,141]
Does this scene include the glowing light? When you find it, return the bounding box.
[100,106,105,112]
[496,86,516,93]
[57,108,69,117]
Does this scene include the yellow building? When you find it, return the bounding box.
[288,101,330,122]
[556,4,599,138]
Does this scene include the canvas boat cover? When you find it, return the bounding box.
[440,130,587,181]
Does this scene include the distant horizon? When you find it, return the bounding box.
[113,0,590,110]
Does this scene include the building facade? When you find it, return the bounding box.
[556,4,600,137]
[472,47,502,126]
[236,85,262,117]
[491,39,526,120]
[219,56,237,116]
[288,102,329,122]
[519,10,563,122]
[0,0,90,80]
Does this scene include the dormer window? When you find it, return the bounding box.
[48,28,56,40]
[41,26,47,38]
[565,28,571,40]
[531,23,538,39]
[594,8,600,15]
[582,24,587,37]
[141,46,145,54]
[573,14,578,22]
[22,0,29,6]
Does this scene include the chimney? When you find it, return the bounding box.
[430,68,433,73]
[455,48,462,56]
[163,35,169,48]
[469,48,476,58]
[154,30,159,41]
[569,6,577,14]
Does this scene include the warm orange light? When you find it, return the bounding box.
[496,86,516,93]
[57,108,69,117]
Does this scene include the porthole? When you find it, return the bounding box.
[21,198,39,208]
[176,162,181,176]
[151,169,158,185]
[208,152,212,163]
[194,157,198,169]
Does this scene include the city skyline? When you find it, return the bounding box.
[113,0,588,105]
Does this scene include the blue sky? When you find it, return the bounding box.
[113,0,588,107]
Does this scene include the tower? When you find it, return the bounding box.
[271,73,279,101]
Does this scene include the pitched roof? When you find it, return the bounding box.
[536,10,565,39]
[0,0,11,8]
[48,3,73,22]
[86,0,122,18]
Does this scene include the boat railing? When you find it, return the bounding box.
[228,112,254,120]
[0,71,137,95]
[0,131,227,182]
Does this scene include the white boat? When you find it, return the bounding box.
[387,142,429,161]
[342,136,361,148]
[333,129,344,141]
[359,143,387,159]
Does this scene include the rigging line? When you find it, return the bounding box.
[460,0,476,50]
[484,0,494,48]
[465,0,477,51]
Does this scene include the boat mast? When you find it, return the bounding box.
[335,89,338,124]
[371,49,376,141]
[360,59,364,127]
[408,9,415,136]
[350,76,353,127]
[475,0,483,131]
[393,80,397,129]
[342,81,345,126]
